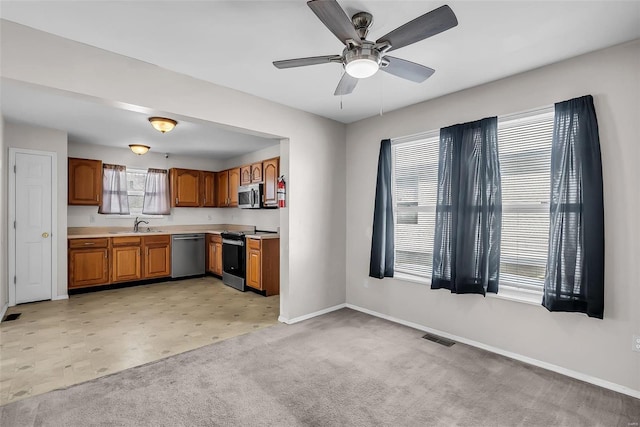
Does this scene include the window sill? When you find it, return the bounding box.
[393,273,543,306]
[98,214,164,219]
[491,286,543,306]
[393,272,430,286]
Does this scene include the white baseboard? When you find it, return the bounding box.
[345,303,640,400]
[0,303,8,322]
[52,294,69,301]
[278,303,346,325]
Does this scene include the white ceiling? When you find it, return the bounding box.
[0,1,639,155]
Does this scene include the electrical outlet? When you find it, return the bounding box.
[89,215,95,224]
[207,215,212,220]
[633,335,640,353]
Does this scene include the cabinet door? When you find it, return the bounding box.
[240,165,251,186]
[171,168,201,207]
[144,243,171,278]
[201,171,216,207]
[68,248,109,288]
[246,248,262,290]
[251,162,263,183]
[207,240,216,273]
[216,170,229,207]
[263,158,279,207]
[68,158,102,205]
[228,168,240,207]
[112,246,142,282]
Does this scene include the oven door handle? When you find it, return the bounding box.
[222,239,245,246]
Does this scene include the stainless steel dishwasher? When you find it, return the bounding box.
[171,234,206,278]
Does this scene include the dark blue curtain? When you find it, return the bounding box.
[369,139,394,279]
[543,95,604,318]
[431,117,502,295]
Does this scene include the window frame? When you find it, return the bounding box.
[389,106,554,305]
[105,167,164,219]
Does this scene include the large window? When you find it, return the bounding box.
[391,107,553,297]
[392,131,439,279]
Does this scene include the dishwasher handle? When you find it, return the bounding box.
[172,235,205,241]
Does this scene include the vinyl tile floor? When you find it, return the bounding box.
[0,276,280,405]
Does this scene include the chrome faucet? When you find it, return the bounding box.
[133,217,149,232]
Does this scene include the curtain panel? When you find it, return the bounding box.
[142,168,171,215]
[431,117,502,295]
[98,164,130,215]
[369,139,395,279]
[543,95,605,318]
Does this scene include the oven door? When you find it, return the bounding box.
[222,238,245,278]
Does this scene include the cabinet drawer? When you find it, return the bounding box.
[112,236,142,246]
[247,238,261,250]
[143,234,171,245]
[69,238,109,249]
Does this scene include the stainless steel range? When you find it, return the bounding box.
[221,231,246,291]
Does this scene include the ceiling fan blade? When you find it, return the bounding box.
[307,0,362,45]
[334,73,358,96]
[273,55,342,69]
[380,56,435,83]
[376,5,458,52]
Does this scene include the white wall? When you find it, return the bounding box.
[0,115,8,314]
[4,121,69,299]
[346,40,640,394]
[1,21,346,321]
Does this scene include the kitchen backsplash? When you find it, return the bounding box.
[67,205,280,231]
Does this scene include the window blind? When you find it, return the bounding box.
[392,131,440,279]
[497,108,553,291]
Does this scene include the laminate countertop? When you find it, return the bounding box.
[67,225,278,240]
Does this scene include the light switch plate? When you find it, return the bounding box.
[633,335,640,353]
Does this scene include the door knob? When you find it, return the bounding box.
[42,232,49,238]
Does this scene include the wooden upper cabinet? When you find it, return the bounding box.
[251,162,263,183]
[240,165,252,186]
[216,170,230,206]
[201,171,216,208]
[228,168,240,207]
[263,158,279,207]
[68,158,102,205]
[170,168,201,207]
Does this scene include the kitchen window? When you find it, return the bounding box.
[391,107,553,303]
[126,168,164,217]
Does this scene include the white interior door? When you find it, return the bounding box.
[14,152,53,304]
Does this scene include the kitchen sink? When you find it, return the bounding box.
[108,229,165,234]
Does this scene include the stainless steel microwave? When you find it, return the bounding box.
[238,183,263,209]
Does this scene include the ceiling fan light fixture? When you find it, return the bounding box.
[345,58,379,79]
[148,117,177,133]
[129,144,150,155]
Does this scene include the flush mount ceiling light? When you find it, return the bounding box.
[343,42,382,79]
[129,144,150,155]
[148,117,178,133]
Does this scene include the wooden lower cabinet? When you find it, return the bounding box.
[143,235,171,278]
[68,234,172,290]
[111,237,142,283]
[206,234,223,276]
[245,237,279,296]
[68,238,109,289]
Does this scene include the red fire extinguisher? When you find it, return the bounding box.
[277,175,286,208]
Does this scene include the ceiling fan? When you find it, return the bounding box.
[273,1,458,96]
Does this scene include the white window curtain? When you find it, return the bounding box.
[142,168,170,215]
[98,164,130,215]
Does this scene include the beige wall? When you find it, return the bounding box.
[3,121,69,299]
[1,20,346,321]
[345,40,640,394]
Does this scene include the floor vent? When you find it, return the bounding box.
[3,313,21,322]
[422,332,455,347]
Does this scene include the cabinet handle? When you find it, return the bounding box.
[104,250,107,258]
[175,198,179,205]
[84,242,95,246]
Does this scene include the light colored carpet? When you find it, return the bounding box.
[1,308,638,426]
